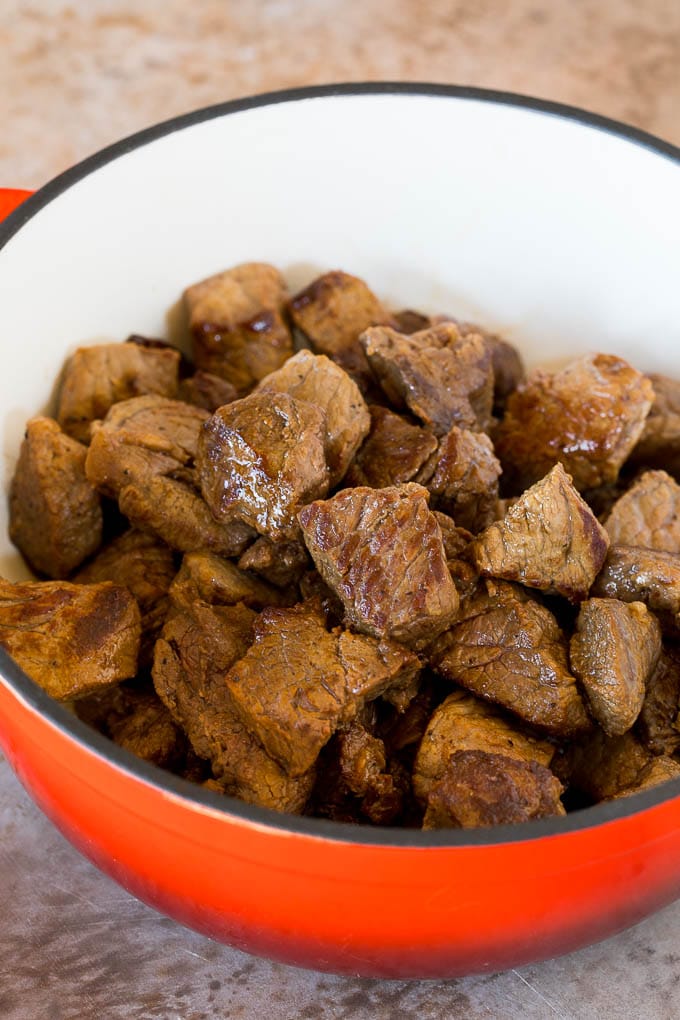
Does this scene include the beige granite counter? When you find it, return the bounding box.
[1,3,680,1018]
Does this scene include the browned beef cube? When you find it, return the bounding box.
[288,270,390,388]
[198,391,329,541]
[184,263,293,392]
[255,350,370,485]
[106,689,186,769]
[178,370,238,412]
[636,645,680,756]
[413,689,555,804]
[153,600,314,813]
[237,536,310,589]
[422,750,564,829]
[344,405,438,489]
[57,342,180,443]
[432,512,475,561]
[85,395,253,556]
[450,320,526,408]
[570,598,661,737]
[118,475,254,558]
[629,373,680,477]
[622,756,680,796]
[381,680,438,754]
[566,730,653,800]
[168,550,287,610]
[0,579,140,700]
[418,426,501,532]
[604,470,680,552]
[493,354,654,493]
[298,483,459,649]
[334,721,404,825]
[75,529,176,666]
[9,417,102,578]
[430,580,591,737]
[472,463,609,601]
[86,395,209,499]
[591,544,680,634]
[361,323,493,435]
[225,600,421,776]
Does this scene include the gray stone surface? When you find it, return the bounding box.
[1,753,679,1020]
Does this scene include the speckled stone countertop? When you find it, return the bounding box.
[2,3,680,1018]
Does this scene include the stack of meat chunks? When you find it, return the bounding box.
[3,262,680,830]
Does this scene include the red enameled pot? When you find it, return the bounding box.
[0,85,679,978]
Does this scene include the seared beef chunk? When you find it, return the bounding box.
[299,483,459,649]
[288,270,389,388]
[237,535,310,589]
[198,391,329,541]
[9,417,102,577]
[432,512,474,562]
[168,550,287,610]
[313,721,405,825]
[255,350,370,485]
[86,395,253,556]
[569,598,661,737]
[0,579,140,700]
[57,342,180,443]
[225,600,421,776]
[178,370,238,412]
[493,354,654,492]
[629,373,680,477]
[106,689,186,769]
[75,529,176,666]
[430,580,590,737]
[184,262,293,392]
[422,750,564,829]
[344,405,438,489]
[636,645,680,756]
[418,426,501,532]
[472,463,609,601]
[413,689,555,804]
[591,544,680,634]
[484,334,525,408]
[604,470,680,552]
[153,599,314,812]
[566,730,680,801]
[360,323,493,436]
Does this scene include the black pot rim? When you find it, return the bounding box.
[1,81,679,850]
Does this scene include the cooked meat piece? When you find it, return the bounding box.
[591,544,680,634]
[604,470,680,553]
[333,721,404,825]
[620,756,680,797]
[106,689,186,769]
[422,750,564,829]
[345,405,438,489]
[288,270,389,388]
[118,475,254,558]
[360,323,493,435]
[567,730,652,800]
[197,391,329,541]
[75,529,176,666]
[184,262,293,392]
[178,370,238,412]
[432,512,474,561]
[168,550,286,610]
[57,342,180,443]
[413,689,555,803]
[629,373,680,478]
[390,309,431,334]
[493,354,654,492]
[581,480,629,521]
[9,417,102,578]
[237,535,310,588]
[570,598,661,737]
[472,463,609,601]
[297,570,345,624]
[451,320,525,407]
[0,579,140,701]
[430,580,591,737]
[153,600,313,813]
[255,350,370,485]
[418,426,501,532]
[381,681,439,754]
[298,483,459,649]
[85,394,209,500]
[225,600,421,776]
[636,645,680,756]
